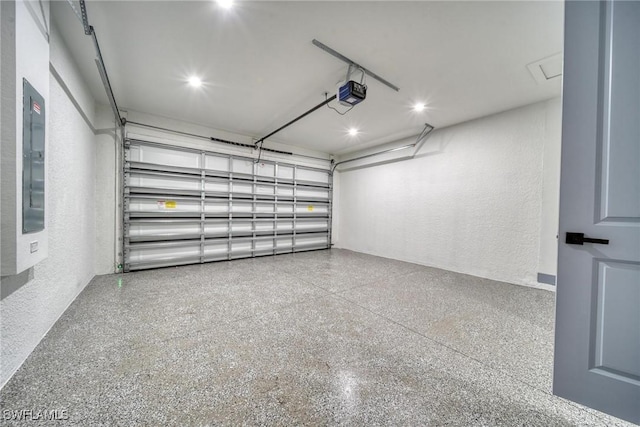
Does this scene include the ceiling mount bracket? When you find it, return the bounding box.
[78,0,91,35]
[77,0,124,127]
[312,39,400,92]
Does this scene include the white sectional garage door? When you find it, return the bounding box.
[123,139,332,272]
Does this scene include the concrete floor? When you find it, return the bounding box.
[0,249,633,426]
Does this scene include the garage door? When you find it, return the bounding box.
[123,138,332,272]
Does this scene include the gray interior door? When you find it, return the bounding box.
[123,139,332,272]
[553,1,640,424]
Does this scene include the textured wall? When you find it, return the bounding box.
[335,99,560,288]
[0,21,96,388]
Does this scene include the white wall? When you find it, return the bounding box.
[0,13,97,388]
[334,98,561,288]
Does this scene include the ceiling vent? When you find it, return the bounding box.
[527,53,563,84]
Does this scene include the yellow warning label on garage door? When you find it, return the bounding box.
[157,200,177,209]
[307,205,314,211]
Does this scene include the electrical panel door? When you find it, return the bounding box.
[22,78,45,233]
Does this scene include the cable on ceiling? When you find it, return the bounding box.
[325,92,354,116]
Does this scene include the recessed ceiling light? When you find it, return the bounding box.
[216,0,234,9]
[348,128,359,136]
[188,76,202,88]
[413,102,426,112]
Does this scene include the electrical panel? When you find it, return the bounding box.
[22,79,46,233]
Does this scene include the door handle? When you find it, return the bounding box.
[565,232,609,245]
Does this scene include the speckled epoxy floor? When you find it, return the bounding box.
[0,249,633,426]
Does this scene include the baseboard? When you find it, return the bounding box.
[537,273,556,286]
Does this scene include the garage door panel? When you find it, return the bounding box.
[230,239,252,253]
[202,220,227,234]
[204,240,228,256]
[276,237,293,250]
[128,187,202,198]
[276,221,294,231]
[129,173,200,192]
[256,184,275,196]
[232,182,253,194]
[230,202,253,213]
[297,203,328,215]
[204,179,229,193]
[128,197,201,213]
[297,186,329,200]
[297,219,328,232]
[296,234,329,250]
[276,204,294,214]
[128,240,201,265]
[231,158,254,174]
[129,220,201,240]
[255,163,275,177]
[203,201,227,214]
[277,165,294,179]
[130,144,202,169]
[124,140,332,271]
[276,186,294,197]
[298,168,329,184]
[204,154,229,172]
[255,239,276,251]
[230,221,252,234]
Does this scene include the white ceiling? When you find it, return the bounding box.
[51,1,563,155]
